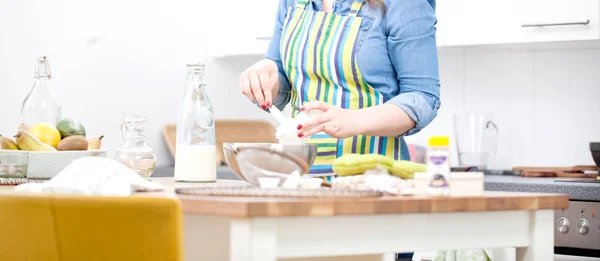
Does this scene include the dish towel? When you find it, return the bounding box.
[15,156,163,196]
[431,249,491,261]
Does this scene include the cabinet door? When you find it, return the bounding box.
[436,0,521,47]
[518,0,600,43]
[211,0,279,58]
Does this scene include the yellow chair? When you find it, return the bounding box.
[0,194,183,261]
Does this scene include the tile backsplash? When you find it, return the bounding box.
[405,48,600,169]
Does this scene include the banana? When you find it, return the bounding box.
[87,135,104,150]
[0,135,19,150]
[15,130,56,152]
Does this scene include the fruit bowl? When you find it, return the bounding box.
[27,150,107,179]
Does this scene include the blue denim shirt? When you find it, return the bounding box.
[265,0,441,136]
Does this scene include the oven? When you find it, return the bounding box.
[553,178,600,259]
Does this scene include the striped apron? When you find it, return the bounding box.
[280,0,406,180]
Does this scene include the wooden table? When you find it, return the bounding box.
[2,178,569,261]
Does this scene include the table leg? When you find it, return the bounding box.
[516,210,554,261]
[230,219,278,261]
[282,253,395,261]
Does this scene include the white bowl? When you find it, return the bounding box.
[27,150,107,179]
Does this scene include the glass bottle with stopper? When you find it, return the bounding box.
[114,115,157,179]
[21,56,62,126]
[174,63,216,182]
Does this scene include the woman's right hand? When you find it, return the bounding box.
[239,59,280,110]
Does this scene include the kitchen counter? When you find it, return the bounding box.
[0,175,569,261]
[484,175,599,201]
[148,178,568,217]
[155,165,599,201]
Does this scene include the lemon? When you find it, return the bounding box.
[30,123,62,148]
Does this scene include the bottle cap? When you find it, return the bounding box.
[428,136,449,147]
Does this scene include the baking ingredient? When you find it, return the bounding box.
[258,177,280,189]
[390,160,428,179]
[299,177,323,189]
[333,153,394,176]
[57,136,89,151]
[0,135,19,150]
[275,112,311,144]
[427,136,451,196]
[175,63,216,182]
[281,170,301,188]
[30,123,61,148]
[174,145,216,182]
[56,118,87,139]
[332,166,412,195]
[87,135,104,150]
[14,130,56,151]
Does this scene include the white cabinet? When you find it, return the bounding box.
[211,0,278,58]
[436,0,600,47]
[212,0,600,58]
[436,0,521,47]
[518,0,600,43]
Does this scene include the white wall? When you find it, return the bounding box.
[1,1,598,169]
[0,0,278,167]
[405,48,600,169]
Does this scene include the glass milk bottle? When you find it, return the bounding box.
[21,56,62,126]
[174,63,217,182]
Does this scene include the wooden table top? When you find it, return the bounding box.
[0,177,569,217]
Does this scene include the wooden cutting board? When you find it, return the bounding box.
[162,120,277,166]
[513,165,599,178]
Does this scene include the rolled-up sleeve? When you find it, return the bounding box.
[384,0,441,136]
[264,0,292,112]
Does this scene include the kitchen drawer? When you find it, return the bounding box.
[518,0,600,43]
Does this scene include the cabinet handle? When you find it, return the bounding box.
[521,19,590,28]
[256,36,272,41]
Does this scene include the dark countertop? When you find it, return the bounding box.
[154,165,241,180]
[154,166,599,201]
[484,175,599,201]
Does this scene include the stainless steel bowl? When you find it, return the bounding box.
[223,142,317,185]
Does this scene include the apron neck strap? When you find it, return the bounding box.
[295,0,310,9]
[296,0,365,14]
[348,0,365,17]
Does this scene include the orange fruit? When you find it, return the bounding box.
[30,123,62,148]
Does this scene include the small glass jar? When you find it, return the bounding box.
[113,115,157,179]
[0,150,29,179]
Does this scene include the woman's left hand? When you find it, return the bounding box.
[297,101,365,139]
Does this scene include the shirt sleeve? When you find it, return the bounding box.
[384,0,441,136]
[263,0,292,112]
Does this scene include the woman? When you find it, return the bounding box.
[240,0,440,179]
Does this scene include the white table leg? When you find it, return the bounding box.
[282,253,395,261]
[230,218,277,261]
[516,210,554,261]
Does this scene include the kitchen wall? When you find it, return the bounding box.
[406,47,600,168]
[1,0,598,169]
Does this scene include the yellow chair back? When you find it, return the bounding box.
[0,194,183,261]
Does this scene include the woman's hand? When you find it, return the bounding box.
[297,101,366,139]
[239,59,280,110]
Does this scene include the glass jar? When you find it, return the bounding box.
[21,56,62,126]
[114,115,157,179]
[173,63,217,182]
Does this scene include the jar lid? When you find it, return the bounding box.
[428,136,449,147]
